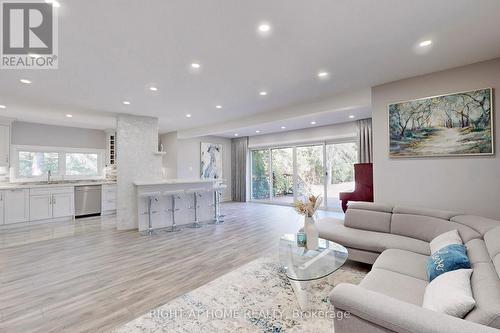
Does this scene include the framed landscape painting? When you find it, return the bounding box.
[389,88,494,158]
[200,142,222,179]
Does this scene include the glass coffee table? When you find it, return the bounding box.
[279,234,348,310]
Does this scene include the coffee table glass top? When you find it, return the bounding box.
[279,234,348,281]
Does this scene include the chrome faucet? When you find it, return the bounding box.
[47,170,52,184]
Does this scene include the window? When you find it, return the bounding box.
[66,153,99,176]
[18,151,59,178]
[13,145,105,181]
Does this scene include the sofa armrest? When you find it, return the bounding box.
[330,283,497,333]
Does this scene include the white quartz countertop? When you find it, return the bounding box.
[134,179,216,186]
[0,180,117,190]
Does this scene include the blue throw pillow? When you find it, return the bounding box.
[426,244,471,281]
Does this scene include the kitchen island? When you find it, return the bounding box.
[134,179,217,232]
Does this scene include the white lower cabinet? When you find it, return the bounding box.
[30,194,53,221]
[101,184,117,214]
[52,192,74,218]
[29,187,74,222]
[0,191,5,225]
[5,189,30,224]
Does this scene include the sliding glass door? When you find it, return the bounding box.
[251,149,270,201]
[271,147,294,204]
[250,141,358,211]
[325,142,358,210]
[296,145,324,203]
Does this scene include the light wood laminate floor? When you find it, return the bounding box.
[0,202,343,333]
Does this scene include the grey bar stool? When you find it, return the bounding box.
[163,190,183,232]
[209,184,227,225]
[140,191,161,236]
[185,188,206,228]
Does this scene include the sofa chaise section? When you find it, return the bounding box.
[320,202,500,333]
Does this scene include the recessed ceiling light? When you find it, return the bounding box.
[185,114,192,118]
[310,121,316,125]
[255,130,260,133]
[0,105,6,109]
[281,126,286,130]
[149,86,158,92]
[20,79,31,84]
[191,63,201,69]
[258,23,271,33]
[122,101,130,105]
[45,0,60,8]
[349,115,355,119]
[215,105,222,109]
[259,91,268,96]
[66,114,73,118]
[317,71,329,78]
[419,40,432,47]
[234,133,239,137]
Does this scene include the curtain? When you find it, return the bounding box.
[357,118,373,163]
[231,137,248,202]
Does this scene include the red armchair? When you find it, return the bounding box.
[339,163,373,212]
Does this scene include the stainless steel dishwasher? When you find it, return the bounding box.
[75,185,102,217]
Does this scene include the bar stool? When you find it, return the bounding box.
[185,188,206,228]
[163,190,183,232]
[139,191,161,236]
[209,184,227,225]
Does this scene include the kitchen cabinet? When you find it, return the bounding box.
[29,194,52,221]
[0,191,5,225]
[0,125,10,167]
[29,187,74,221]
[5,189,29,224]
[52,192,74,218]
[101,184,116,214]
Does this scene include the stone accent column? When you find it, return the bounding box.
[116,115,162,230]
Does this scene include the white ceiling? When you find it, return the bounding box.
[1,0,500,135]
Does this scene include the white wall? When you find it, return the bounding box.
[177,136,232,201]
[372,58,500,219]
[116,115,163,230]
[159,133,232,201]
[248,122,357,148]
[160,131,178,179]
[11,121,106,149]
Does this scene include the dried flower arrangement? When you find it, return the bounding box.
[293,195,323,217]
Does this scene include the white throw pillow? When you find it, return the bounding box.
[422,269,475,318]
[430,230,463,254]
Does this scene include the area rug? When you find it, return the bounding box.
[113,255,369,333]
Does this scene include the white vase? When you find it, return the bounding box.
[304,216,319,250]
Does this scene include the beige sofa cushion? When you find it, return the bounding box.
[345,208,392,233]
[372,249,428,280]
[467,239,492,264]
[452,215,500,236]
[484,226,500,267]
[348,201,393,213]
[465,263,500,329]
[316,218,430,256]
[393,206,460,220]
[360,267,428,305]
[390,213,481,243]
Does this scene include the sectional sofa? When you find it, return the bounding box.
[316,202,500,333]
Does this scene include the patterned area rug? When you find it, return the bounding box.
[114,255,369,333]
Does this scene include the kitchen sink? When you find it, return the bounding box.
[17,180,81,186]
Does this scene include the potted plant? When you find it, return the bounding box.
[294,195,322,250]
